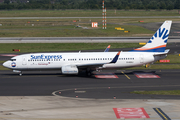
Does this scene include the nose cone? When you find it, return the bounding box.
[3,61,9,68]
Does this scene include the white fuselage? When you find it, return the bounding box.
[3,51,166,72]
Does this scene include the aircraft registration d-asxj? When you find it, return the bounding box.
[3,21,172,76]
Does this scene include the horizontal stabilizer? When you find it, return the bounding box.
[153,49,170,56]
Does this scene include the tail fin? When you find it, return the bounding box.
[132,20,172,52]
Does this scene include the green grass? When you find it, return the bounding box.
[0,10,179,37]
[0,22,154,37]
[131,90,180,95]
[0,43,142,53]
[0,10,179,17]
[1,17,180,37]
[0,61,9,70]
[125,64,180,70]
[0,9,179,37]
[156,54,180,64]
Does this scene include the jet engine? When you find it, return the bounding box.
[61,65,78,74]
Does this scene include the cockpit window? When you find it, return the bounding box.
[10,59,16,61]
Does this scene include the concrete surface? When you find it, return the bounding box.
[0,37,180,43]
[0,96,179,120]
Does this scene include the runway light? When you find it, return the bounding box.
[76,95,78,98]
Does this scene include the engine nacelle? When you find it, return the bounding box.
[61,65,78,74]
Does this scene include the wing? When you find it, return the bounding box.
[77,51,120,68]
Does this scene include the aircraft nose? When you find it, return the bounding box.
[3,61,9,68]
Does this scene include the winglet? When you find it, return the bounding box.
[110,51,120,63]
[104,45,111,52]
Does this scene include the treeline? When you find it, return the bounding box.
[1,0,180,10]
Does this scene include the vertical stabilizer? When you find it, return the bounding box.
[132,20,172,52]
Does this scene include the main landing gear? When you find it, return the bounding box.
[86,68,92,76]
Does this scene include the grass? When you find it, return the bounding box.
[0,9,179,17]
[0,22,154,37]
[0,9,179,37]
[125,64,180,70]
[131,90,180,95]
[0,43,142,53]
[156,54,180,64]
[0,65,9,70]
[1,17,180,37]
[0,61,9,70]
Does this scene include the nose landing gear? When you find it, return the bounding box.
[13,70,22,76]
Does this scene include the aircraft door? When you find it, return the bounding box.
[22,56,27,65]
[140,54,144,63]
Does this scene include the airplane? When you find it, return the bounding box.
[3,20,172,76]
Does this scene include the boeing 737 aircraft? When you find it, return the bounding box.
[3,20,172,76]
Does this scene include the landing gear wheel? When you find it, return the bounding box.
[19,72,22,76]
[86,70,92,76]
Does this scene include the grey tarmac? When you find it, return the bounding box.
[0,36,180,43]
[0,16,179,19]
[0,69,180,120]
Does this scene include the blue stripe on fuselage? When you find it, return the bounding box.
[130,47,165,52]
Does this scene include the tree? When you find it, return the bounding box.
[175,0,180,9]
[4,0,10,4]
[159,1,166,9]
